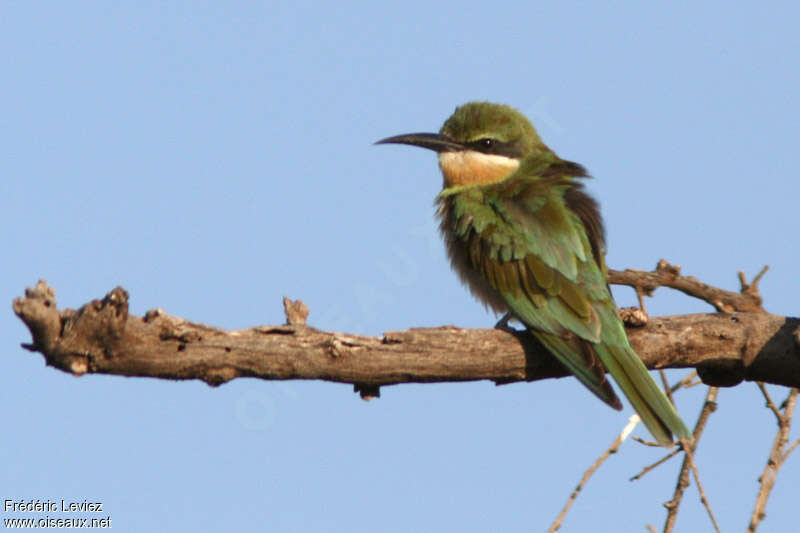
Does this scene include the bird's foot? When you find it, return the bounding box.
[618,307,648,327]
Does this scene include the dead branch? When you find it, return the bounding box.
[683,440,721,533]
[548,415,640,532]
[10,281,800,389]
[663,387,719,533]
[630,372,699,482]
[609,260,766,313]
[748,386,799,532]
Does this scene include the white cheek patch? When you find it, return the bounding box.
[438,151,520,186]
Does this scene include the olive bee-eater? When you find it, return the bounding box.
[377,101,690,445]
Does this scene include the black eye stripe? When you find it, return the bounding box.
[468,138,499,152]
[467,138,521,158]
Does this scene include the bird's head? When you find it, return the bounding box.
[376,101,546,188]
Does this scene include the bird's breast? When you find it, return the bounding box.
[437,195,510,314]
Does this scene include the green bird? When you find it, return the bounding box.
[377,101,691,445]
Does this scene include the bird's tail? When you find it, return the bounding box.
[532,332,623,411]
[532,330,691,446]
[592,342,692,445]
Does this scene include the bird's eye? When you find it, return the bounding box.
[480,138,495,148]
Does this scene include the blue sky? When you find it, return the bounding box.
[3,2,798,531]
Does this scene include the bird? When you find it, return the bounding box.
[376,101,691,445]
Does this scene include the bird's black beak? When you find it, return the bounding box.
[375,133,463,153]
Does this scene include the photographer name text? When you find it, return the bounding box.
[5,499,104,513]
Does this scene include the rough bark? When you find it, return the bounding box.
[12,280,800,390]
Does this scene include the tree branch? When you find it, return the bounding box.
[748,386,799,532]
[11,280,800,389]
[663,387,720,532]
[548,415,641,532]
[608,260,766,313]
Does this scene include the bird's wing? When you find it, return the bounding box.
[443,170,624,405]
[448,174,609,343]
[445,170,692,441]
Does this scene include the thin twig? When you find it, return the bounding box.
[663,387,719,533]
[784,438,800,459]
[609,260,765,312]
[670,371,699,393]
[683,379,705,389]
[682,439,721,533]
[631,436,671,448]
[756,382,783,421]
[748,388,799,532]
[752,265,770,285]
[635,285,648,315]
[739,265,770,296]
[630,372,698,482]
[547,415,640,532]
[630,448,682,482]
[660,369,675,405]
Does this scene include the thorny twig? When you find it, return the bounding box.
[547,415,640,532]
[660,369,675,406]
[748,386,799,532]
[785,439,800,458]
[663,387,719,533]
[545,262,778,531]
[682,378,705,389]
[630,372,698,482]
[682,439,721,533]
[631,435,671,447]
[739,265,769,300]
[670,371,699,392]
[630,447,682,482]
[635,285,648,315]
[609,260,767,313]
[756,382,783,421]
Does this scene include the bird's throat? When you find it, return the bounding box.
[438,151,520,187]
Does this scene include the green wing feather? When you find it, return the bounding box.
[443,159,691,444]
